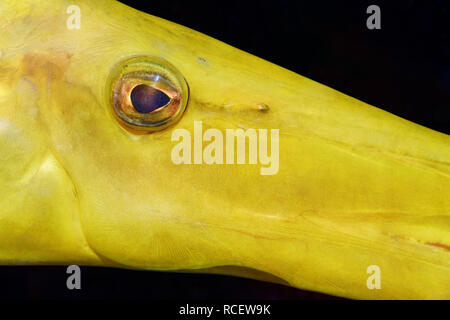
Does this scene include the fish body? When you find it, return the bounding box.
[0,0,449,299]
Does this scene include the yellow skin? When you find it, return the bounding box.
[0,0,449,299]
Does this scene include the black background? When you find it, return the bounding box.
[1,0,448,300]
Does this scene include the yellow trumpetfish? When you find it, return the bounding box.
[0,0,449,299]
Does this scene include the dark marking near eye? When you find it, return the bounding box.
[197,56,209,66]
[130,84,171,113]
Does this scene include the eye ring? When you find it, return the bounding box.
[109,56,189,132]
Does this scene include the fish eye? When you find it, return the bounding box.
[109,56,189,132]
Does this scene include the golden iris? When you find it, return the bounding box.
[109,56,189,132]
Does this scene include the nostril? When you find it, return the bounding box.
[130,84,171,114]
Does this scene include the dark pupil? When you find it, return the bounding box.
[130,84,171,113]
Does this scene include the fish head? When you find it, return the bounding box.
[1,0,449,299]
